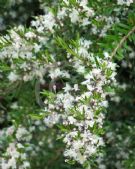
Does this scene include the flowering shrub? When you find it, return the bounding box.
[0,0,135,169]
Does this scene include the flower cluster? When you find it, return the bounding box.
[0,0,134,168]
[117,0,133,6]
[0,126,31,169]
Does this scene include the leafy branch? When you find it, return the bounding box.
[111,25,135,58]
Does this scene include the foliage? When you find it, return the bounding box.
[0,0,135,169]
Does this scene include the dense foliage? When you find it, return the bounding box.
[0,0,135,169]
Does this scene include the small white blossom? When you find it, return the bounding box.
[8,72,19,82]
[69,8,79,23]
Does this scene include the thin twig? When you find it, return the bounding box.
[45,147,64,168]
[35,79,46,108]
[111,25,135,58]
[0,81,20,96]
[35,63,59,108]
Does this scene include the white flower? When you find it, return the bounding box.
[80,0,88,7]
[74,84,79,91]
[44,112,60,127]
[98,164,106,169]
[76,152,86,164]
[107,62,116,71]
[6,126,15,136]
[92,68,101,76]
[129,51,135,58]
[69,8,79,23]
[85,146,96,155]
[79,38,92,48]
[34,43,41,53]
[10,30,21,42]
[7,143,20,158]
[68,116,76,124]
[87,84,94,91]
[49,68,61,79]
[43,12,56,31]
[101,101,108,107]
[17,143,24,149]
[117,0,133,6]
[25,32,36,39]
[23,161,30,168]
[84,7,95,17]
[8,72,19,82]
[64,148,77,159]
[57,8,67,19]
[16,127,29,141]
[78,47,89,58]
[7,157,16,169]
[74,62,85,73]
[1,159,9,169]
[63,0,69,5]
[103,52,110,58]
[82,18,91,26]
[10,102,18,109]
[33,12,56,32]
[62,93,75,110]
[73,140,84,150]
[63,83,72,92]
